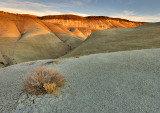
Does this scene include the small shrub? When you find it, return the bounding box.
[22,67,65,96]
[43,83,56,94]
[43,83,61,97]
[54,60,59,65]
[74,56,79,58]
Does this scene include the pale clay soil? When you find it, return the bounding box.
[0,48,160,113]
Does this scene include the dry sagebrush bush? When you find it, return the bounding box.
[54,60,59,65]
[22,67,66,96]
[43,83,61,97]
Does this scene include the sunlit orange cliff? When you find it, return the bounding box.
[39,15,148,38]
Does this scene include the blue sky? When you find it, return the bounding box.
[0,0,160,22]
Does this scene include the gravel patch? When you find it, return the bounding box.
[0,48,160,113]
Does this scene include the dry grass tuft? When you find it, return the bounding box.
[74,56,79,58]
[22,67,65,96]
[43,83,61,97]
[54,60,59,65]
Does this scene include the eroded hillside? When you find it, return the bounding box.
[0,11,148,67]
[0,11,83,67]
[63,22,160,58]
[39,15,148,38]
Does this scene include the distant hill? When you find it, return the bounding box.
[0,11,83,67]
[39,14,148,38]
[63,22,160,58]
[0,11,148,67]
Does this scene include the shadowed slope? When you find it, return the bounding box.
[56,34,84,49]
[14,33,70,63]
[63,22,160,58]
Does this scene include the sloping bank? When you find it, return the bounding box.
[0,48,160,113]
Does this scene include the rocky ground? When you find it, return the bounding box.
[0,48,160,113]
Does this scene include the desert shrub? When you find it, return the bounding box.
[54,60,59,65]
[22,67,65,96]
[43,83,61,97]
[74,56,79,58]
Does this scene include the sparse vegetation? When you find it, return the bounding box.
[22,67,65,96]
[43,83,61,97]
[54,60,59,65]
[74,56,79,58]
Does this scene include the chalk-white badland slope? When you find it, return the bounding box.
[0,48,160,113]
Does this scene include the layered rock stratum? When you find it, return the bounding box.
[39,15,147,38]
